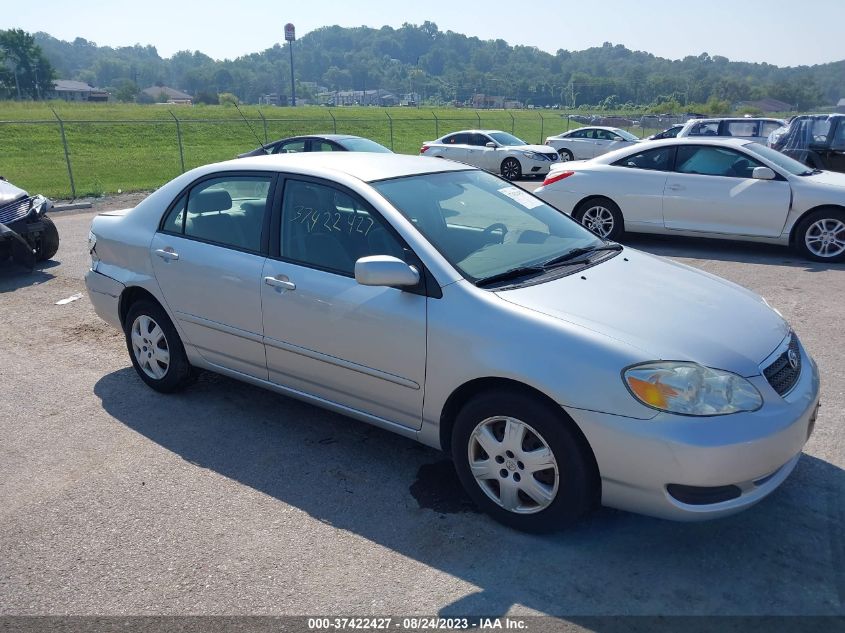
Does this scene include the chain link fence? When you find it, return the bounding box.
[0,109,672,199]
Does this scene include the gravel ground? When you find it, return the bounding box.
[0,193,842,619]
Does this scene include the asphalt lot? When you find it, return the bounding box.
[0,193,843,619]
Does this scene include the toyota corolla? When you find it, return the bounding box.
[85,153,821,532]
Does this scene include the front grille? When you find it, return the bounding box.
[763,333,801,396]
[0,196,32,225]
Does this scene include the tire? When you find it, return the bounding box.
[124,300,194,393]
[36,216,59,262]
[573,197,623,241]
[558,149,574,162]
[451,390,598,533]
[500,157,522,181]
[794,207,845,263]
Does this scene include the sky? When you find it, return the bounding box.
[5,0,844,67]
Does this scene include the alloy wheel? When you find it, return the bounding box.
[467,416,559,514]
[581,205,615,237]
[804,218,845,259]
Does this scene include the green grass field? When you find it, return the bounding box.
[0,102,652,199]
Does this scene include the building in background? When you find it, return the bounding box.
[50,80,109,102]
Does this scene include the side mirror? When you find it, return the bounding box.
[752,166,777,180]
[355,255,420,288]
[485,142,497,149]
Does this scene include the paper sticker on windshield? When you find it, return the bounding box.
[498,186,543,209]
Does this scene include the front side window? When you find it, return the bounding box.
[273,140,306,154]
[281,180,405,276]
[487,132,529,147]
[373,170,603,283]
[675,146,764,178]
[314,141,341,152]
[760,121,783,138]
[614,147,674,171]
[178,176,271,251]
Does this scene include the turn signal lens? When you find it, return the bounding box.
[542,171,574,186]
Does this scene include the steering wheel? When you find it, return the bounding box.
[481,222,509,244]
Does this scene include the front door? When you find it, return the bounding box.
[150,173,274,379]
[662,145,791,237]
[260,178,427,429]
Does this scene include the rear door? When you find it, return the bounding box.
[150,173,275,379]
[662,145,791,237]
[434,133,470,163]
[820,119,845,172]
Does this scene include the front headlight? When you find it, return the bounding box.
[88,230,99,268]
[623,362,763,416]
[522,151,543,160]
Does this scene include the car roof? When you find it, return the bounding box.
[438,130,507,136]
[214,152,472,182]
[683,117,783,124]
[592,136,755,163]
[573,126,626,132]
[277,134,364,142]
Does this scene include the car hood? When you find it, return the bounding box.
[802,169,845,188]
[496,248,788,376]
[515,144,558,154]
[0,180,29,206]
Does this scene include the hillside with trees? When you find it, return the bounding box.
[8,23,845,109]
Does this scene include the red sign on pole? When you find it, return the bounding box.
[284,23,295,42]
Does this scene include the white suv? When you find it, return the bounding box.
[677,118,785,144]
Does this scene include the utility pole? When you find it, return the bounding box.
[285,23,296,107]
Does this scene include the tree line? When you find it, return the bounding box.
[1,23,843,110]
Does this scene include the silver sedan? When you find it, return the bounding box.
[85,153,820,532]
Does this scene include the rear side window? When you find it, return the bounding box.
[161,175,272,252]
[613,147,674,171]
[443,133,469,145]
[760,121,783,138]
[688,122,720,136]
[725,121,759,137]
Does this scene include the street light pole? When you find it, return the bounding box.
[285,23,296,107]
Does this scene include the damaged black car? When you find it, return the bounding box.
[0,177,59,268]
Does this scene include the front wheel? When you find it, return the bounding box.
[451,391,598,533]
[36,216,60,261]
[124,300,194,393]
[558,149,574,162]
[500,157,522,181]
[573,197,623,240]
[794,208,845,263]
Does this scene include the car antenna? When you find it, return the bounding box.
[234,102,268,151]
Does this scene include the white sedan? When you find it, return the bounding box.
[420,130,559,180]
[534,137,845,262]
[545,126,640,161]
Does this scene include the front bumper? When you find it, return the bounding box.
[85,268,125,330]
[566,344,821,521]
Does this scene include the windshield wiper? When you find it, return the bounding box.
[476,265,546,288]
[540,243,623,269]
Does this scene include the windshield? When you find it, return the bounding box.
[488,132,529,147]
[743,142,814,176]
[372,170,604,284]
[614,129,640,142]
[339,137,392,153]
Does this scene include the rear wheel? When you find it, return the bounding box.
[124,300,194,393]
[501,157,522,181]
[573,197,623,240]
[35,216,59,261]
[451,390,597,533]
[794,208,845,263]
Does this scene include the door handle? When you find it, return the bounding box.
[665,184,684,192]
[154,248,179,261]
[264,276,296,291]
